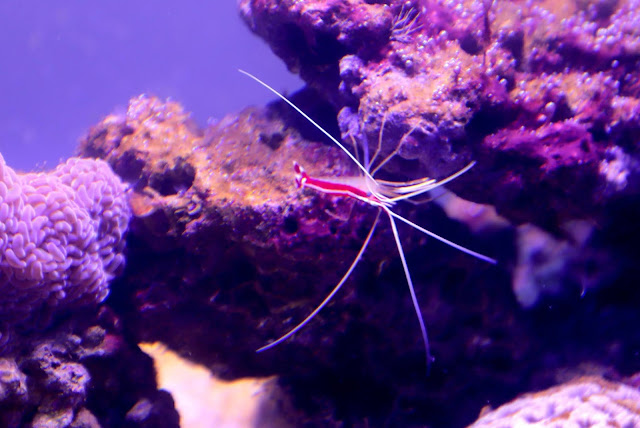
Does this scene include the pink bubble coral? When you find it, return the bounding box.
[0,154,130,326]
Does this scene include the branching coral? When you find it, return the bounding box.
[0,154,130,327]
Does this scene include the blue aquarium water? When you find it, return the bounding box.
[0,1,301,171]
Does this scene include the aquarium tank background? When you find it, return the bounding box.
[0,1,300,171]
[1,1,640,427]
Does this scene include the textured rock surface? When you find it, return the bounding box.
[76,92,640,427]
[78,93,389,374]
[227,2,640,422]
[0,154,130,343]
[0,307,179,428]
[470,376,640,427]
[239,0,640,232]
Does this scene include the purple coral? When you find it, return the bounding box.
[0,154,130,326]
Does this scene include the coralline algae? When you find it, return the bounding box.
[78,93,382,377]
[240,0,640,232]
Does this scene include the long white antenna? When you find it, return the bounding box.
[242,69,496,366]
[257,212,380,352]
[389,211,497,264]
[385,208,433,370]
[238,69,376,182]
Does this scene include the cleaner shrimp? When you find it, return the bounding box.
[240,70,496,368]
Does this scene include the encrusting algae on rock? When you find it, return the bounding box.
[240,0,640,232]
[73,80,638,427]
[78,92,383,371]
[75,91,512,427]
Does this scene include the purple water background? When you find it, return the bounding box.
[0,2,301,171]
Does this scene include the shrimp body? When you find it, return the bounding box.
[294,162,390,208]
[240,70,496,369]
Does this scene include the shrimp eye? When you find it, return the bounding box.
[293,161,306,188]
[293,162,302,174]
